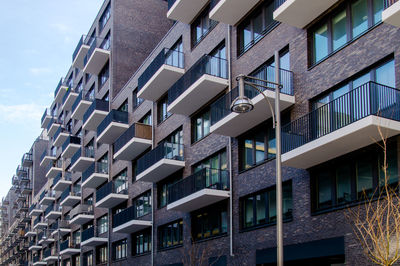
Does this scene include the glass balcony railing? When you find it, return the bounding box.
[168,54,228,105]
[83,99,109,125]
[72,35,93,62]
[82,162,108,184]
[136,142,184,175]
[81,226,95,242]
[281,81,400,153]
[167,168,230,204]
[113,205,149,228]
[96,181,128,203]
[96,110,128,137]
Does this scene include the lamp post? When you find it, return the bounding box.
[230,52,284,266]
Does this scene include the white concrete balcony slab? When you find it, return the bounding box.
[83,48,110,75]
[60,195,81,207]
[62,90,79,111]
[210,0,261,25]
[61,136,81,159]
[40,155,56,168]
[46,166,62,180]
[29,209,43,217]
[72,35,90,69]
[24,231,36,237]
[71,95,92,120]
[53,178,72,192]
[39,196,56,206]
[82,99,109,131]
[47,121,61,139]
[382,0,400,27]
[167,0,209,23]
[29,245,42,251]
[167,189,230,212]
[33,222,47,230]
[137,159,185,183]
[53,131,69,147]
[45,211,62,220]
[95,193,129,208]
[69,214,94,225]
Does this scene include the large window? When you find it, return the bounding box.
[311,140,398,213]
[192,108,210,143]
[97,215,108,235]
[99,3,111,32]
[191,5,217,47]
[83,251,93,266]
[133,88,144,110]
[311,0,383,64]
[112,239,127,261]
[96,244,108,264]
[72,230,80,245]
[237,0,278,55]
[241,181,292,229]
[158,220,183,250]
[139,111,152,126]
[97,153,108,174]
[157,94,171,124]
[133,190,151,218]
[132,229,151,256]
[114,169,128,193]
[191,202,228,241]
[99,62,109,88]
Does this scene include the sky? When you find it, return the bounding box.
[0,0,104,200]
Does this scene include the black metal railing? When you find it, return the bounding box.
[61,84,79,106]
[96,181,128,203]
[168,55,228,105]
[137,142,184,175]
[83,99,109,125]
[384,0,398,9]
[210,0,221,10]
[71,89,95,113]
[60,187,71,203]
[52,173,61,187]
[33,255,40,263]
[96,110,128,137]
[43,248,55,258]
[22,153,32,163]
[72,35,92,62]
[16,166,28,176]
[113,123,151,153]
[83,36,110,66]
[44,203,60,217]
[113,205,148,228]
[138,48,184,91]
[41,108,51,125]
[167,168,230,204]
[71,148,81,167]
[281,81,400,153]
[210,67,293,125]
[53,126,68,142]
[46,117,62,132]
[167,0,176,9]
[81,227,94,242]
[274,0,286,10]
[54,78,64,98]
[62,135,81,152]
[60,239,79,251]
[82,162,108,184]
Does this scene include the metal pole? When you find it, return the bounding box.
[274,51,283,266]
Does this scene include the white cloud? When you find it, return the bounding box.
[0,103,44,123]
[29,67,52,76]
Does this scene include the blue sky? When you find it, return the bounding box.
[0,0,104,200]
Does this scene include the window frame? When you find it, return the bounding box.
[157,219,184,250]
[131,229,152,256]
[112,239,128,261]
[190,4,218,48]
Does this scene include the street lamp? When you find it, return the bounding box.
[230,51,284,266]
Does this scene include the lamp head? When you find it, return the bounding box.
[230,96,254,113]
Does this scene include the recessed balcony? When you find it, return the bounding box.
[167,168,230,212]
[113,123,152,161]
[95,181,128,208]
[138,48,185,102]
[61,87,79,112]
[71,90,94,120]
[59,240,80,256]
[44,203,62,220]
[21,153,33,167]
[96,110,129,144]
[28,204,43,217]
[41,108,53,129]
[53,127,69,147]
[38,231,55,245]
[136,142,185,183]
[167,0,209,23]
[40,151,56,168]
[382,0,400,27]
[54,78,68,104]
[83,36,110,75]
[21,184,33,195]
[210,68,295,137]
[39,190,56,206]
[82,99,109,131]
[33,217,47,230]
[112,205,152,234]
[69,204,94,225]
[273,0,339,28]
[24,230,36,237]
[61,136,81,158]
[82,162,108,189]
[29,242,42,251]
[209,0,262,25]
[281,81,400,169]
[46,118,62,138]
[70,147,95,172]
[50,220,71,237]
[52,173,72,191]
[45,160,62,180]
[43,248,58,262]
[167,54,229,116]
[81,227,107,247]
[60,187,81,207]
[72,35,91,69]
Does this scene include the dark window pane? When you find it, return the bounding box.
[352,0,368,38]
[336,164,352,204]
[317,172,332,209]
[332,10,347,50]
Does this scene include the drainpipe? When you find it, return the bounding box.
[151,103,155,266]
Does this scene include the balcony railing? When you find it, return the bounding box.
[70,204,93,219]
[138,48,184,91]
[96,181,128,203]
[54,78,64,98]
[60,239,79,251]
[83,99,109,124]
[46,117,62,132]
[83,36,110,66]
[113,123,152,153]
[210,67,294,126]
[82,162,108,184]
[81,227,94,242]
[43,248,56,258]
[44,203,61,217]
[53,126,68,141]
[22,153,32,163]
[72,35,92,62]
[168,54,228,105]
[62,136,81,151]
[60,187,81,203]
[167,0,176,9]
[71,89,95,112]
[41,108,51,125]
[62,84,80,105]
[113,205,146,228]
[137,142,184,175]
[384,0,398,9]
[28,204,37,213]
[96,110,128,137]
[281,81,400,153]
[167,168,230,204]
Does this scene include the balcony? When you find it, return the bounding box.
[54,78,68,103]
[44,203,62,220]
[82,162,108,189]
[136,142,185,183]
[81,227,107,247]
[60,187,81,207]
[167,0,209,23]
[41,108,53,129]
[71,90,94,120]
[97,110,129,144]
[82,99,109,131]
[24,229,36,237]
[50,220,71,237]
[167,54,229,116]
[45,160,62,179]
[39,190,56,206]
[52,172,72,191]
[167,168,230,212]
[83,36,110,75]
[33,217,47,230]
[38,231,55,245]
[21,184,32,195]
[61,86,79,111]
[60,240,80,256]
[16,166,28,177]
[61,136,81,158]
[40,150,56,168]
[138,48,185,102]
[70,147,95,172]
[43,248,58,262]
[46,118,62,138]
[69,204,94,225]
[72,35,91,69]
[29,241,42,252]
[21,153,32,167]
[281,82,400,169]
[28,204,43,217]
[210,0,262,25]
[382,0,400,27]
[53,127,69,147]
[273,0,339,28]
[112,205,152,234]
[113,123,152,161]
[210,67,295,137]
[95,181,128,208]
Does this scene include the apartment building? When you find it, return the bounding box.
[2,0,400,265]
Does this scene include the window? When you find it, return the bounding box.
[96,244,107,264]
[241,181,292,229]
[102,91,109,101]
[139,111,152,125]
[114,169,128,193]
[133,88,144,109]
[85,139,95,158]
[99,3,111,32]
[193,150,228,190]
[72,230,80,245]
[191,202,228,241]
[83,251,93,266]
[72,255,80,266]
[311,140,398,213]
[100,31,111,50]
[238,0,278,55]
[132,229,151,256]
[191,5,217,47]
[158,220,183,250]
[311,0,383,64]
[157,94,171,124]
[99,62,109,88]
[192,108,210,143]
[166,38,184,68]
[97,153,108,174]
[158,173,182,208]
[133,190,151,218]
[97,215,108,235]
[76,79,83,93]
[118,99,128,112]
[209,43,227,78]
[86,84,95,101]
[112,239,127,261]
[194,150,227,172]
